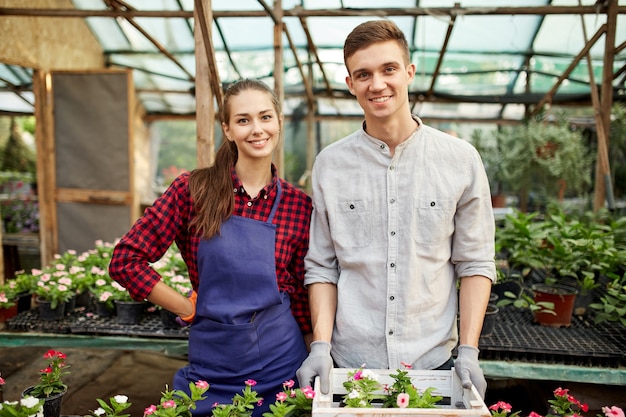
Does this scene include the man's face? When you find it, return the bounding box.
[345,40,415,121]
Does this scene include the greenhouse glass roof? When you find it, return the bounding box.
[1,0,625,122]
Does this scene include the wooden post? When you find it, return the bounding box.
[194,0,216,168]
[593,0,617,211]
[33,69,57,266]
[273,0,284,176]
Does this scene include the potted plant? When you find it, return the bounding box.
[90,395,132,417]
[22,349,70,417]
[0,282,20,323]
[590,271,626,328]
[110,281,145,325]
[151,244,192,328]
[490,114,592,212]
[29,269,74,320]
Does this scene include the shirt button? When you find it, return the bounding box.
[390,198,395,204]
[430,201,436,207]
[233,188,238,193]
[247,201,253,207]
[264,195,268,199]
[390,263,395,268]
[389,166,395,171]
[390,231,396,236]
[349,204,355,209]
[389,295,395,301]
[388,330,394,335]
[380,144,385,150]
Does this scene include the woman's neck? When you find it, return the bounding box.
[235,160,273,198]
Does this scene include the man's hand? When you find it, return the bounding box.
[296,341,333,394]
[454,344,486,399]
[176,290,197,326]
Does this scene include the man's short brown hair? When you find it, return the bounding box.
[343,20,410,71]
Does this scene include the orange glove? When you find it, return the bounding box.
[178,290,197,325]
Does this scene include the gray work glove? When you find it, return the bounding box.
[454,345,486,399]
[296,341,333,394]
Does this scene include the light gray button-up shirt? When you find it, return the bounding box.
[304,119,497,370]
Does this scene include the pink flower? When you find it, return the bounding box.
[301,386,315,399]
[0,374,5,385]
[162,400,176,408]
[0,293,8,303]
[144,405,157,415]
[353,370,363,380]
[245,379,257,387]
[529,412,543,417]
[397,393,410,408]
[195,380,209,389]
[283,380,295,389]
[400,361,412,369]
[257,399,263,406]
[276,392,287,402]
[490,401,512,412]
[603,406,626,417]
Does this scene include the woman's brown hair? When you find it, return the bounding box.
[188,79,281,240]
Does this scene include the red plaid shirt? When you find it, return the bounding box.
[109,168,313,334]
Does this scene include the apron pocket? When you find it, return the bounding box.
[189,318,262,374]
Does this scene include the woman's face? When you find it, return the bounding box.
[222,89,282,163]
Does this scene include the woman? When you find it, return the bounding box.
[109,79,312,416]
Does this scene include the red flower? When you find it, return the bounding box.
[554,387,569,397]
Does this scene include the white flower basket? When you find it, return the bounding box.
[312,368,489,417]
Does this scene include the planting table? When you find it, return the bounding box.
[1,304,626,385]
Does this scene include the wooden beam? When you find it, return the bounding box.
[194,0,219,168]
[424,15,456,101]
[530,24,606,117]
[107,0,195,82]
[3,5,626,18]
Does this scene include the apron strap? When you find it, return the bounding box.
[267,179,282,223]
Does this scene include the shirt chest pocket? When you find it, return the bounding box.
[333,200,372,248]
[412,198,455,245]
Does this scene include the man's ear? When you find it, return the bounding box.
[345,75,356,96]
[407,63,416,83]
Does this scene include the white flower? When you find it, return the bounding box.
[93,407,106,415]
[113,395,128,404]
[348,390,360,399]
[361,369,380,381]
[21,396,41,408]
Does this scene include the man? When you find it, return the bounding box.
[296,19,496,399]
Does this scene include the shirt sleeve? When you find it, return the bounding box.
[304,154,341,287]
[452,148,497,281]
[109,173,192,301]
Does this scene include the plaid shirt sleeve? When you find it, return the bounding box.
[109,172,196,301]
[274,180,313,335]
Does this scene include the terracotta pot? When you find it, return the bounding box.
[532,283,578,328]
[0,303,18,323]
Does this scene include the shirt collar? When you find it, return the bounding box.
[231,164,278,197]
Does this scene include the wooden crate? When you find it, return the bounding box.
[312,368,489,417]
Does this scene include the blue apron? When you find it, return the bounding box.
[174,180,308,416]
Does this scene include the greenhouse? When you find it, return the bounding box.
[0,1,626,416]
